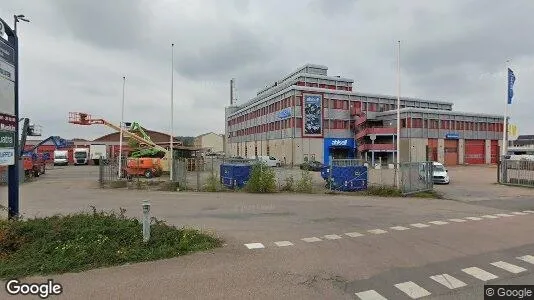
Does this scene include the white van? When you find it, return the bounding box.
[53,150,69,166]
[255,156,281,167]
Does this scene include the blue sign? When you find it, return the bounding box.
[277,107,292,120]
[445,133,460,139]
[323,138,356,165]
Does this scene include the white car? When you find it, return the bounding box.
[431,162,450,184]
[255,156,281,167]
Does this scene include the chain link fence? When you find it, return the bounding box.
[399,161,433,195]
[499,158,534,187]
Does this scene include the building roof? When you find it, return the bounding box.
[196,132,223,138]
[93,129,182,144]
[517,135,534,140]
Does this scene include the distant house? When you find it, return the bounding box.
[194,132,224,153]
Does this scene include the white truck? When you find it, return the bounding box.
[53,150,69,166]
[73,148,90,165]
[90,144,107,165]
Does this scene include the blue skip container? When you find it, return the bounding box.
[220,163,252,189]
[322,165,368,192]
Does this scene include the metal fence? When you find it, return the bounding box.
[399,161,434,195]
[499,159,534,187]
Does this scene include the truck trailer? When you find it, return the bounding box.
[90,144,107,165]
[73,148,90,165]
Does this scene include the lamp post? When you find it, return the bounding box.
[170,43,175,181]
[118,76,126,179]
[396,40,401,189]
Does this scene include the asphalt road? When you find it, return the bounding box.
[1,165,534,299]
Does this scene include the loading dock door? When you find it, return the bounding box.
[428,139,438,161]
[444,139,458,166]
[465,140,485,164]
[491,140,499,164]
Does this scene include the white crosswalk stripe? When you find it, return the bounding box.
[430,274,467,289]
[512,211,528,215]
[465,217,483,221]
[429,221,448,225]
[244,243,265,249]
[523,210,534,213]
[301,237,322,243]
[274,241,294,247]
[491,261,527,274]
[368,229,387,234]
[355,289,388,300]
[449,218,467,222]
[462,267,498,281]
[411,223,430,228]
[345,232,364,238]
[390,226,410,231]
[496,213,514,217]
[517,255,534,265]
[324,234,342,240]
[481,215,499,219]
[394,281,431,299]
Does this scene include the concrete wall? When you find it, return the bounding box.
[437,139,445,163]
[458,139,465,165]
[196,133,224,153]
[485,139,491,164]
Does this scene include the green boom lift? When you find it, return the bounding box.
[128,122,166,158]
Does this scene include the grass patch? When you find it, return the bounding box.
[109,180,127,188]
[0,207,222,279]
[410,190,444,199]
[203,172,224,192]
[365,185,403,197]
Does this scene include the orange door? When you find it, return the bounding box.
[465,140,485,164]
[428,139,438,161]
[444,139,458,165]
[491,140,499,164]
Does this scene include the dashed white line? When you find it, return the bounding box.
[465,217,483,221]
[394,281,431,299]
[368,229,388,235]
[491,261,527,274]
[430,274,467,289]
[448,218,467,222]
[429,221,448,225]
[324,234,342,240]
[274,241,294,247]
[462,267,499,281]
[517,255,534,265]
[496,213,514,217]
[411,223,430,228]
[301,237,322,243]
[244,243,265,249]
[523,210,534,214]
[481,215,499,219]
[390,226,410,231]
[345,232,364,238]
[512,211,528,215]
[355,289,388,300]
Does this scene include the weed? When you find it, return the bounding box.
[245,162,277,193]
[109,180,127,188]
[280,175,295,192]
[365,185,403,197]
[295,170,314,193]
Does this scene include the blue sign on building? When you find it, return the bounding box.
[445,133,460,139]
[277,107,292,120]
[323,138,356,165]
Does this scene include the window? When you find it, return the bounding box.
[266,146,270,156]
[343,100,348,110]
[401,119,406,128]
[245,147,248,157]
[255,146,258,157]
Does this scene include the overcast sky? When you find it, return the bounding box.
[1,0,533,140]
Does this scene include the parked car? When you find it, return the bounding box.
[300,160,324,171]
[431,162,450,184]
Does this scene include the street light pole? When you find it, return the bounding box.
[396,40,401,189]
[118,76,126,179]
[170,43,175,181]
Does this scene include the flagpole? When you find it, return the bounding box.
[502,60,510,157]
[396,40,401,188]
[170,43,175,181]
[118,76,126,179]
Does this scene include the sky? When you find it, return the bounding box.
[1,0,533,140]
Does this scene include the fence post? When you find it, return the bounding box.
[99,156,104,188]
[497,160,500,183]
[328,156,333,191]
[196,155,200,191]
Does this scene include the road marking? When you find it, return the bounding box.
[324,234,342,240]
[430,274,467,289]
[462,267,498,281]
[301,237,322,243]
[523,210,534,213]
[448,218,467,222]
[355,289,388,300]
[517,255,534,265]
[491,261,527,274]
[368,229,388,235]
[345,232,364,238]
[481,215,499,219]
[511,211,528,215]
[465,217,483,221]
[274,241,294,247]
[390,226,410,231]
[244,243,265,249]
[496,213,514,217]
[411,223,430,228]
[394,281,431,299]
[429,221,448,225]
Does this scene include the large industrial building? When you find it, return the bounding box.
[224,64,504,166]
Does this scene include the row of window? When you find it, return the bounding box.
[400,118,504,131]
[295,81,353,91]
[236,145,271,157]
[229,119,352,137]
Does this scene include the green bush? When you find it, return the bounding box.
[365,185,402,197]
[0,207,222,279]
[295,170,314,193]
[204,172,222,192]
[110,180,127,188]
[245,162,277,193]
[280,175,295,192]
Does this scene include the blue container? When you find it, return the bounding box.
[220,163,252,189]
[323,165,368,192]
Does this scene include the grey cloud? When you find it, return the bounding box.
[308,0,358,16]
